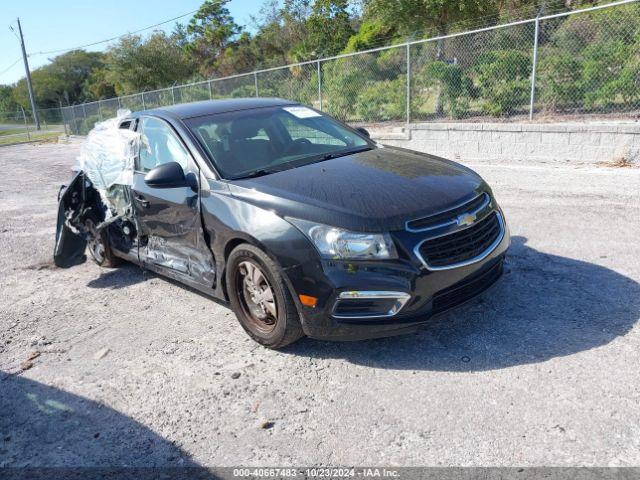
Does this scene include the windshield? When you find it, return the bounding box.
[185,105,372,179]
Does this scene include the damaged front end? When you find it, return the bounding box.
[53,111,140,268]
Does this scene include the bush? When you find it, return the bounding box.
[78,114,101,135]
[417,61,473,119]
[582,40,632,108]
[538,52,584,111]
[547,4,640,54]
[255,68,319,105]
[176,85,209,103]
[612,55,640,104]
[228,84,257,98]
[322,59,368,120]
[474,50,531,116]
[354,78,405,122]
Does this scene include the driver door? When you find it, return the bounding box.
[132,116,215,287]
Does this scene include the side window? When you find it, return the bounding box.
[137,117,190,173]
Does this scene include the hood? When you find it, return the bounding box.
[226,146,486,232]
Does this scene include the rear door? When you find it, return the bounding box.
[132,116,215,287]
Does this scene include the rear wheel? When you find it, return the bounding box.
[85,218,121,268]
[226,244,304,349]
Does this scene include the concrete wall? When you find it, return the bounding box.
[372,122,640,165]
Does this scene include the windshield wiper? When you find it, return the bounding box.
[316,146,374,162]
[231,146,374,179]
[232,167,284,180]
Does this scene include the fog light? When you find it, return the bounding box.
[332,291,411,319]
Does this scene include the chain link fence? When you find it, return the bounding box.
[2,0,638,142]
[0,107,65,146]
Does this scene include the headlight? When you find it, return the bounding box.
[289,219,398,260]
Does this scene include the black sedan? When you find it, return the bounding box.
[55,98,510,348]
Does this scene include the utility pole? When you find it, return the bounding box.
[16,18,40,130]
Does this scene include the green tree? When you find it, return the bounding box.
[343,19,395,52]
[186,0,242,76]
[13,50,107,108]
[215,32,260,76]
[0,85,19,113]
[365,0,500,44]
[250,0,312,66]
[83,68,117,100]
[105,32,196,95]
[364,0,500,113]
[297,0,354,58]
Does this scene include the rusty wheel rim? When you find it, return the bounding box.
[236,260,277,334]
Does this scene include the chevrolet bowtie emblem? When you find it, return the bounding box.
[457,212,476,227]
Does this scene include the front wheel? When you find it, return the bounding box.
[226,244,304,349]
[84,218,121,268]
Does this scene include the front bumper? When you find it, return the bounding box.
[283,219,510,341]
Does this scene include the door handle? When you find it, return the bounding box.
[134,193,150,208]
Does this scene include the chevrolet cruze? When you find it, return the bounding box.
[55,98,510,348]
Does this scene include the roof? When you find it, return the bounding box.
[143,97,298,120]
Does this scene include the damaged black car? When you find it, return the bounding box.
[54,98,510,348]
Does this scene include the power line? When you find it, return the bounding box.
[0,57,22,76]
[28,8,200,57]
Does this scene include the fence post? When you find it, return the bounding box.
[317,60,322,110]
[98,101,103,121]
[59,100,68,137]
[70,105,77,135]
[20,106,31,142]
[254,72,259,97]
[208,80,213,100]
[117,97,121,111]
[529,14,541,121]
[406,43,411,125]
[141,92,146,110]
[171,86,176,104]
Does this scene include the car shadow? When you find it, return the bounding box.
[85,262,230,310]
[0,372,213,476]
[86,263,150,290]
[285,236,640,371]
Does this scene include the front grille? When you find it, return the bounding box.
[418,211,502,268]
[432,259,503,314]
[407,193,489,231]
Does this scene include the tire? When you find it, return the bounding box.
[226,244,304,349]
[85,218,121,268]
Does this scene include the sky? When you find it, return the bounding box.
[0,0,262,86]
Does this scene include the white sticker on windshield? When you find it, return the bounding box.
[283,106,321,118]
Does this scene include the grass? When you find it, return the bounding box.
[0,127,31,137]
[0,131,61,146]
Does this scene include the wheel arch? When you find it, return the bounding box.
[220,234,269,301]
[219,234,305,322]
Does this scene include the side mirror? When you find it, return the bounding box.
[144,162,196,189]
[356,127,370,138]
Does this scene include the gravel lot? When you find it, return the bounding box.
[1,141,639,468]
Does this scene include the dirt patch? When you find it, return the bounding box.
[0,142,639,467]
